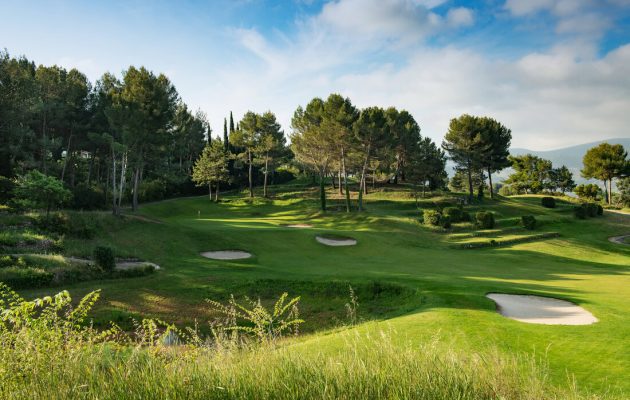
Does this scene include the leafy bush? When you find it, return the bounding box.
[475,212,495,229]
[586,203,598,217]
[597,204,604,216]
[541,197,556,208]
[442,207,462,222]
[93,246,115,271]
[574,184,601,201]
[34,212,70,234]
[12,170,72,217]
[423,210,441,226]
[521,215,537,230]
[440,215,452,229]
[0,267,54,288]
[72,184,106,210]
[460,211,471,222]
[574,204,587,219]
[0,176,15,204]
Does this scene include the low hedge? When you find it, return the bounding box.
[475,212,495,229]
[423,210,442,226]
[521,215,537,230]
[442,207,462,222]
[541,197,556,208]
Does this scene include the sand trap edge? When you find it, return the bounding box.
[486,293,598,325]
[200,250,253,260]
[315,236,357,247]
[608,235,630,245]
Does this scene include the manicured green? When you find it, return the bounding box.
[17,185,630,397]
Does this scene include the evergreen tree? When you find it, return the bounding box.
[229,111,235,133]
[223,117,229,151]
[192,140,230,201]
[477,117,511,199]
[581,143,629,204]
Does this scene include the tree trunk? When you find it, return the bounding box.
[466,160,474,203]
[372,172,376,189]
[215,181,220,202]
[341,147,350,212]
[132,166,140,212]
[42,113,47,174]
[208,182,212,200]
[319,172,326,211]
[111,148,118,216]
[607,179,612,205]
[358,143,371,211]
[263,153,269,198]
[61,134,73,182]
[118,152,127,211]
[248,150,253,198]
[487,168,494,199]
[338,169,343,195]
[331,172,336,190]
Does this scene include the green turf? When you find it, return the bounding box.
[19,185,630,396]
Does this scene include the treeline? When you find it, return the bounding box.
[289,94,446,211]
[0,50,209,213]
[501,143,629,206]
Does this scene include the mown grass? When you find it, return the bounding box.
[10,184,630,397]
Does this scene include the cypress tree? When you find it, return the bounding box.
[229,111,235,133]
[223,117,229,151]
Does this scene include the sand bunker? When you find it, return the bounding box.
[200,250,252,260]
[315,236,357,246]
[608,235,629,245]
[116,261,161,270]
[486,293,597,325]
[286,224,313,228]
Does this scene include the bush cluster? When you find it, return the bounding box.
[541,197,556,208]
[442,207,462,222]
[521,215,537,230]
[423,210,441,226]
[574,203,604,219]
[475,212,495,229]
[93,246,115,271]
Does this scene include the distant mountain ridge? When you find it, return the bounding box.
[446,138,630,188]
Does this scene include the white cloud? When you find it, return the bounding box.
[446,7,474,27]
[188,0,630,150]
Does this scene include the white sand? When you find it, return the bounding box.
[116,261,161,270]
[200,250,252,260]
[286,224,313,228]
[315,236,357,246]
[608,235,629,245]
[486,293,597,325]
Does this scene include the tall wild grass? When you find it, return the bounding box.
[0,284,608,400]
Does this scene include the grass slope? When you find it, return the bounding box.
[19,184,630,396]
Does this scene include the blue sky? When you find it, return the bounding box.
[2,0,630,148]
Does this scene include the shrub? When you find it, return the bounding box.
[460,211,471,222]
[574,204,587,219]
[0,175,15,204]
[440,215,452,229]
[12,170,72,217]
[442,207,462,222]
[0,267,54,288]
[72,184,106,210]
[475,212,495,229]
[574,184,601,201]
[541,197,556,208]
[521,215,537,230]
[597,204,604,216]
[586,203,598,217]
[34,212,70,235]
[93,246,115,271]
[423,210,441,226]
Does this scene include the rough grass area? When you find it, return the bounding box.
[10,185,630,397]
[0,286,600,400]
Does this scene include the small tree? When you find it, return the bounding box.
[13,170,72,217]
[549,165,575,194]
[574,184,601,201]
[581,143,629,204]
[192,140,230,201]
